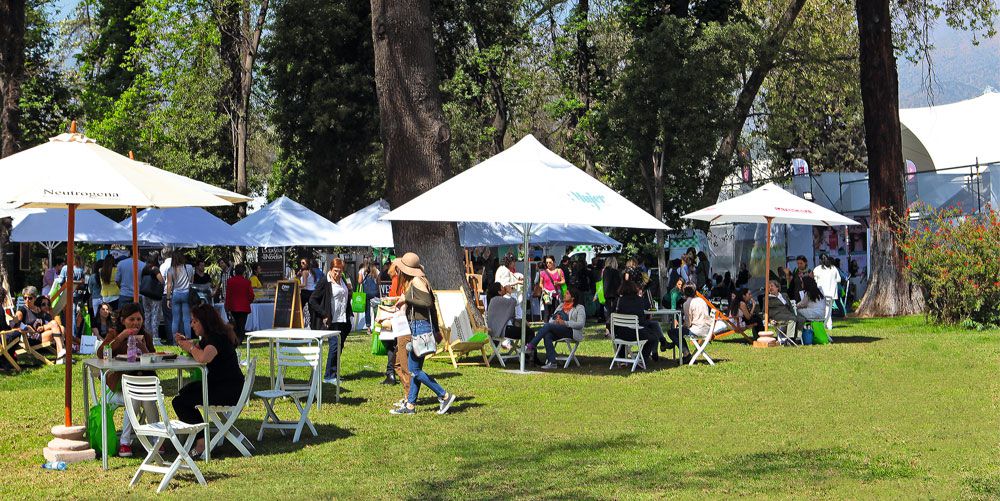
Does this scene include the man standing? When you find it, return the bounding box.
[116,252,136,307]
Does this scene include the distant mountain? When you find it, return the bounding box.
[897,23,1000,108]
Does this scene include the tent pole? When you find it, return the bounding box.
[64,204,77,426]
[131,206,140,302]
[519,223,531,373]
[755,216,778,348]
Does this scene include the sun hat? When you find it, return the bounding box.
[392,252,425,277]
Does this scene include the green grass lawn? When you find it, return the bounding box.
[2,316,999,499]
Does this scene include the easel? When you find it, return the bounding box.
[273,279,304,328]
[464,250,485,313]
[432,286,489,368]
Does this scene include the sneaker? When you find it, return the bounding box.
[500,339,513,351]
[523,344,535,353]
[391,398,406,410]
[323,377,339,385]
[437,393,457,415]
[118,444,133,457]
[540,362,558,370]
[390,405,415,415]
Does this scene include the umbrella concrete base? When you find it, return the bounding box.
[45,425,96,463]
[753,331,779,348]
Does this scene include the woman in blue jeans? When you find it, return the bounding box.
[389,252,457,415]
[525,287,586,369]
[164,250,194,337]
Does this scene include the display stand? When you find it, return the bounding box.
[431,287,489,367]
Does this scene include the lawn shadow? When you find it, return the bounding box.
[252,422,354,456]
[828,335,881,344]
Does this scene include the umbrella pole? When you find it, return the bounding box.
[755,216,778,348]
[64,204,77,426]
[519,223,531,373]
[131,207,139,302]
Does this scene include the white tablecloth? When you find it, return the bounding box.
[215,302,276,332]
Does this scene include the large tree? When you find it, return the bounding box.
[371,0,467,290]
[0,0,25,293]
[264,0,382,219]
[852,0,922,316]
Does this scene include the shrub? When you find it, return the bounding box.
[900,205,1000,328]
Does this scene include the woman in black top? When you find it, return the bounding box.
[613,281,668,361]
[173,303,245,457]
[601,257,622,336]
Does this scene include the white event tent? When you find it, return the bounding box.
[340,198,620,248]
[9,208,136,265]
[683,182,858,343]
[233,195,348,247]
[384,134,668,372]
[900,92,1000,172]
[123,207,252,247]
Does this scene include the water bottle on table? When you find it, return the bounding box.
[127,336,139,362]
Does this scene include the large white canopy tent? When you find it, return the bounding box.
[122,207,253,247]
[900,92,1000,173]
[0,129,237,438]
[233,195,348,248]
[384,134,668,372]
[339,198,620,249]
[683,182,858,344]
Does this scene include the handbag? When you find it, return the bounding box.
[370,324,387,355]
[595,280,605,304]
[139,273,163,300]
[351,291,367,313]
[87,403,118,454]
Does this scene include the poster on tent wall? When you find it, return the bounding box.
[259,247,285,283]
[732,223,786,291]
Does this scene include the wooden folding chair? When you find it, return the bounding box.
[696,292,753,343]
[0,330,26,371]
[432,287,489,368]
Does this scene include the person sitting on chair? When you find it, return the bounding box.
[733,288,762,336]
[486,281,533,352]
[524,287,585,370]
[795,276,826,321]
[613,281,669,361]
[766,280,806,337]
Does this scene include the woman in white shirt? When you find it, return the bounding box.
[812,254,842,329]
[164,251,195,337]
[795,276,827,321]
[308,258,354,385]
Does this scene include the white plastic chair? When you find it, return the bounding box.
[685,318,726,366]
[197,358,256,457]
[553,337,580,368]
[254,343,320,443]
[609,313,646,372]
[121,375,208,493]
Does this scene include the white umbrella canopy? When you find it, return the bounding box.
[234,195,348,247]
[0,133,232,209]
[682,182,859,226]
[336,199,395,247]
[531,224,620,247]
[383,134,669,230]
[122,207,253,247]
[11,208,134,243]
[682,182,858,345]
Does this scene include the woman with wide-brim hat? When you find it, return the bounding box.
[389,252,457,415]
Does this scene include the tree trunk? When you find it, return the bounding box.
[371,0,467,293]
[574,0,594,176]
[0,0,26,293]
[216,0,268,220]
[652,150,667,299]
[697,0,807,221]
[854,0,923,316]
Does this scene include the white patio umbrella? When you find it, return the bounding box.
[383,134,669,372]
[233,195,348,247]
[682,182,859,343]
[0,126,235,428]
[122,207,253,247]
[10,208,137,266]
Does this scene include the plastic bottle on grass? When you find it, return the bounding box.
[42,461,67,471]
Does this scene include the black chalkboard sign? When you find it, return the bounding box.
[259,247,286,283]
[272,280,303,328]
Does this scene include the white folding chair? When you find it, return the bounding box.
[553,337,580,368]
[609,313,647,372]
[121,375,208,493]
[197,358,256,457]
[684,318,726,366]
[486,323,523,368]
[771,319,799,346]
[254,343,320,443]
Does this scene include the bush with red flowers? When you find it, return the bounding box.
[901,205,1000,328]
